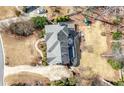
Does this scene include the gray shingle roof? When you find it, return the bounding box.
[45,23,80,66]
[45,24,69,65]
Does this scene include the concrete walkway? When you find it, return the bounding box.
[35,39,44,58]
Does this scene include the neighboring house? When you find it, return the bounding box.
[17,6,47,17]
[24,6,47,14]
[24,6,39,13]
[45,23,81,66]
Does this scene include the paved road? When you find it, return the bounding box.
[0,35,4,86]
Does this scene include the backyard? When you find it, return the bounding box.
[79,21,120,82]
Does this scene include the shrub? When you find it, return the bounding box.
[115,81,124,86]
[11,83,29,86]
[42,58,48,66]
[41,43,48,66]
[112,42,121,52]
[5,61,9,66]
[113,16,122,25]
[113,79,124,86]
[112,31,122,40]
[10,21,35,36]
[38,30,45,38]
[68,77,77,86]
[15,10,21,17]
[32,16,48,29]
[54,16,70,23]
[49,77,77,86]
[107,59,123,70]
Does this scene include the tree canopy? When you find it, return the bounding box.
[32,16,48,29]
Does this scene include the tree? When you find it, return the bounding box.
[32,16,48,29]
[9,21,35,36]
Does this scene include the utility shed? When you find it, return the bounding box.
[45,23,81,66]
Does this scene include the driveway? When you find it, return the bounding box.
[4,65,73,81]
[0,34,4,86]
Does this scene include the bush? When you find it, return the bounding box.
[38,30,45,38]
[32,16,48,29]
[41,43,48,66]
[49,77,77,86]
[107,59,123,70]
[113,79,124,86]
[68,77,77,86]
[115,81,124,86]
[112,31,122,40]
[42,56,48,66]
[54,16,70,23]
[10,21,35,36]
[113,16,122,25]
[112,42,121,52]
[15,10,21,17]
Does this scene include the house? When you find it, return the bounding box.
[45,23,81,66]
[21,6,47,17]
[24,6,39,13]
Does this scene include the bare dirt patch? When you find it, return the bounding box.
[0,6,17,20]
[4,71,50,86]
[80,21,120,82]
[1,32,39,66]
[46,6,73,20]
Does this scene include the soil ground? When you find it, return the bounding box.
[4,71,50,86]
[46,6,73,20]
[1,32,39,66]
[0,6,17,20]
[79,21,120,81]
